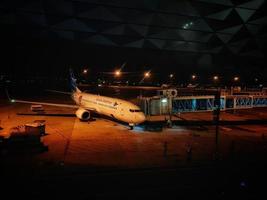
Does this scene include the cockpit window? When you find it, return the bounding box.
[129,109,141,112]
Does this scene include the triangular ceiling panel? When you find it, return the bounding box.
[240,39,260,52]
[149,29,184,41]
[79,6,121,22]
[228,39,249,54]
[53,30,74,40]
[216,33,233,43]
[229,26,252,43]
[219,46,232,55]
[107,35,136,46]
[191,1,231,16]
[151,14,168,26]
[204,18,230,31]
[235,8,255,22]
[245,24,260,35]
[102,25,125,35]
[158,0,200,16]
[147,39,165,49]
[84,34,117,46]
[207,34,224,46]
[124,39,144,48]
[74,32,95,41]
[225,9,244,24]
[197,0,233,6]
[228,38,249,47]
[46,15,68,26]
[143,40,161,49]
[240,50,264,57]
[228,45,240,54]
[124,25,146,37]
[130,13,154,25]
[209,46,223,53]
[192,19,213,31]
[218,24,243,34]
[238,0,265,9]
[248,16,267,25]
[128,25,148,37]
[54,18,95,32]
[206,8,233,20]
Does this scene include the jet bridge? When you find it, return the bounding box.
[138,89,267,116]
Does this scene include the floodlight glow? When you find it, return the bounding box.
[234,76,239,81]
[115,70,121,76]
[144,72,150,78]
[161,98,167,103]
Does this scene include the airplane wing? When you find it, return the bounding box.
[12,99,79,109]
[45,89,72,95]
[6,88,78,109]
[6,89,96,111]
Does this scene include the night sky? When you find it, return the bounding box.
[1,0,267,84]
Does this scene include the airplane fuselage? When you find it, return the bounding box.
[73,92,146,125]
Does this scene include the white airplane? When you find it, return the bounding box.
[9,69,146,129]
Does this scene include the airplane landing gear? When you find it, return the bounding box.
[129,123,135,130]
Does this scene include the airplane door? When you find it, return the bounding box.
[120,108,124,117]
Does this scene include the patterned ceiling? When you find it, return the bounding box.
[1,0,267,78]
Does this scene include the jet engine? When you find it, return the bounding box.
[76,108,90,121]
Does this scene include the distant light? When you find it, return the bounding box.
[234,76,239,81]
[11,99,15,103]
[255,78,258,82]
[144,72,150,78]
[169,74,174,78]
[190,22,193,25]
[213,76,219,81]
[192,74,196,80]
[115,70,121,76]
[161,98,167,103]
[83,69,88,74]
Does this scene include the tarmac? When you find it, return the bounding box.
[1,98,267,199]
[1,102,267,168]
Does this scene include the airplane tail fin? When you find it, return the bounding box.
[69,68,81,93]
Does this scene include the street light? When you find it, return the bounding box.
[144,72,150,78]
[83,69,88,74]
[234,76,239,82]
[213,75,219,81]
[115,70,121,77]
[169,74,174,79]
[191,74,196,80]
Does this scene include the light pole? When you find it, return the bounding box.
[213,78,221,161]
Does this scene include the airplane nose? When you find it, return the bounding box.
[137,113,146,123]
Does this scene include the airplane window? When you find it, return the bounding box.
[130,109,141,112]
